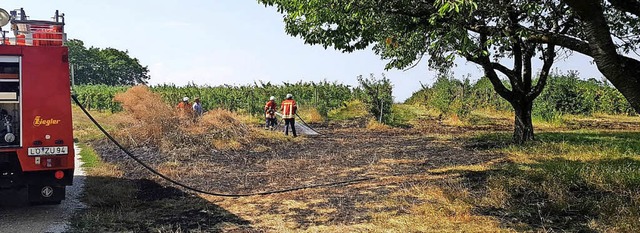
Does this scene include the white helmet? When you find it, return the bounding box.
[182,97,189,102]
[286,93,293,99]
[269,96,275,100]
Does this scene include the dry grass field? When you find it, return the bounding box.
[69,87,640,232]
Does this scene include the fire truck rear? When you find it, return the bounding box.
[0,8,74,204]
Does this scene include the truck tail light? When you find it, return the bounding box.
[55,170,64,179]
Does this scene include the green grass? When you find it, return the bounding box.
[500,131,640,162]
[465,130,640,232]
[77,143,100,168]
[387,104,420,127]
[327,102,437,128]
[327,100,369,121]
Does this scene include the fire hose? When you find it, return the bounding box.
[72,94,372,197]
[273,111,323,135]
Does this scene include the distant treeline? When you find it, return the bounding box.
[75,72,634,121]
[74,81,359,116]
[405,71,635,120]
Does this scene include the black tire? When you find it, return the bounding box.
[0,186,29,206]
[30,199,62,205]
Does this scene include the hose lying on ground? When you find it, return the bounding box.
[72,95,371,197]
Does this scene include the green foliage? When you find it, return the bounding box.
[534,71,635,119]
[74,81,356,116]
[429,75,458,116]
[407,71,634,121]
[257,0,467,70]
[427,73,474,118]
[67,39,150,85]
[327,100,369,121]
[355,74,393,124]
[387,104,418,128]
[404,82,431,106]
[257,0,640,138]
[408,73,501,119]
[74,85,129,112]
[469,76,511,111]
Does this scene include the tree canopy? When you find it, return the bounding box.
[258,0,640,112]
[66,39,150,85]
[258,0,562,142]
[258,0,640,142]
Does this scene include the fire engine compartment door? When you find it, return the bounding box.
[15,46,74,172]
[0,55,21,148]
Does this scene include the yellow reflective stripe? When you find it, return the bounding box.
[282,102,294,118]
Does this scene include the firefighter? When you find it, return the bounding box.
[176,97,193,117]
[192,97,204,117]
[280,93,297,137]
[264,96,278,130]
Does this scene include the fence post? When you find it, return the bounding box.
[379,100,383,123]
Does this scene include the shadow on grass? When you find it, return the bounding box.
[69,176,258,233]
[537,130,640,146]
[467,131,640,155]
[449,131,640,232]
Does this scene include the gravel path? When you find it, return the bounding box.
[0,145,86,233]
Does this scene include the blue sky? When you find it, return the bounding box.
[3,0,605,101]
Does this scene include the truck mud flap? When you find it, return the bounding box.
[28,185,65,204]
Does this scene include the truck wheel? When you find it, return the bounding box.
[28,185,65,205]
[0,186,29,206]
[33,199,62,205]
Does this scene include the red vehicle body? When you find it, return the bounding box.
[0,8,73,204]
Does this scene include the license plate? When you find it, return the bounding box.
[28,146,69,156]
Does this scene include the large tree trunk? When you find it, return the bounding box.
[563,0,640,113]
[511,98,534,144]
[595,55,640,113]
[582,15,640,112]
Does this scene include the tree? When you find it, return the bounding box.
[258,0,564,143]
[556,0,640,114]
[66,39,150,85]
[428,73,473,119]
[356,74,393,124]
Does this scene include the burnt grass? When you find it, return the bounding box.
[93,127,505,194]
[86,120,511,231]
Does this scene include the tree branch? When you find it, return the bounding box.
[513,38,524,92]
[510,27,525,92]
[529,44,556,100]
[470,24,592,57]
[466,56,514,100]
[525,33,592,56]
[522,47,534,92]
[490,62,516,79]
[465,33,513,100]
[384,9,430,18]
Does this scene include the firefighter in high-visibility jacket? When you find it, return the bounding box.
[176,96,193,118]
[280,93,297,137]
[264,96,278,130]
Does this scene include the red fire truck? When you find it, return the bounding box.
[0,8,74,204]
